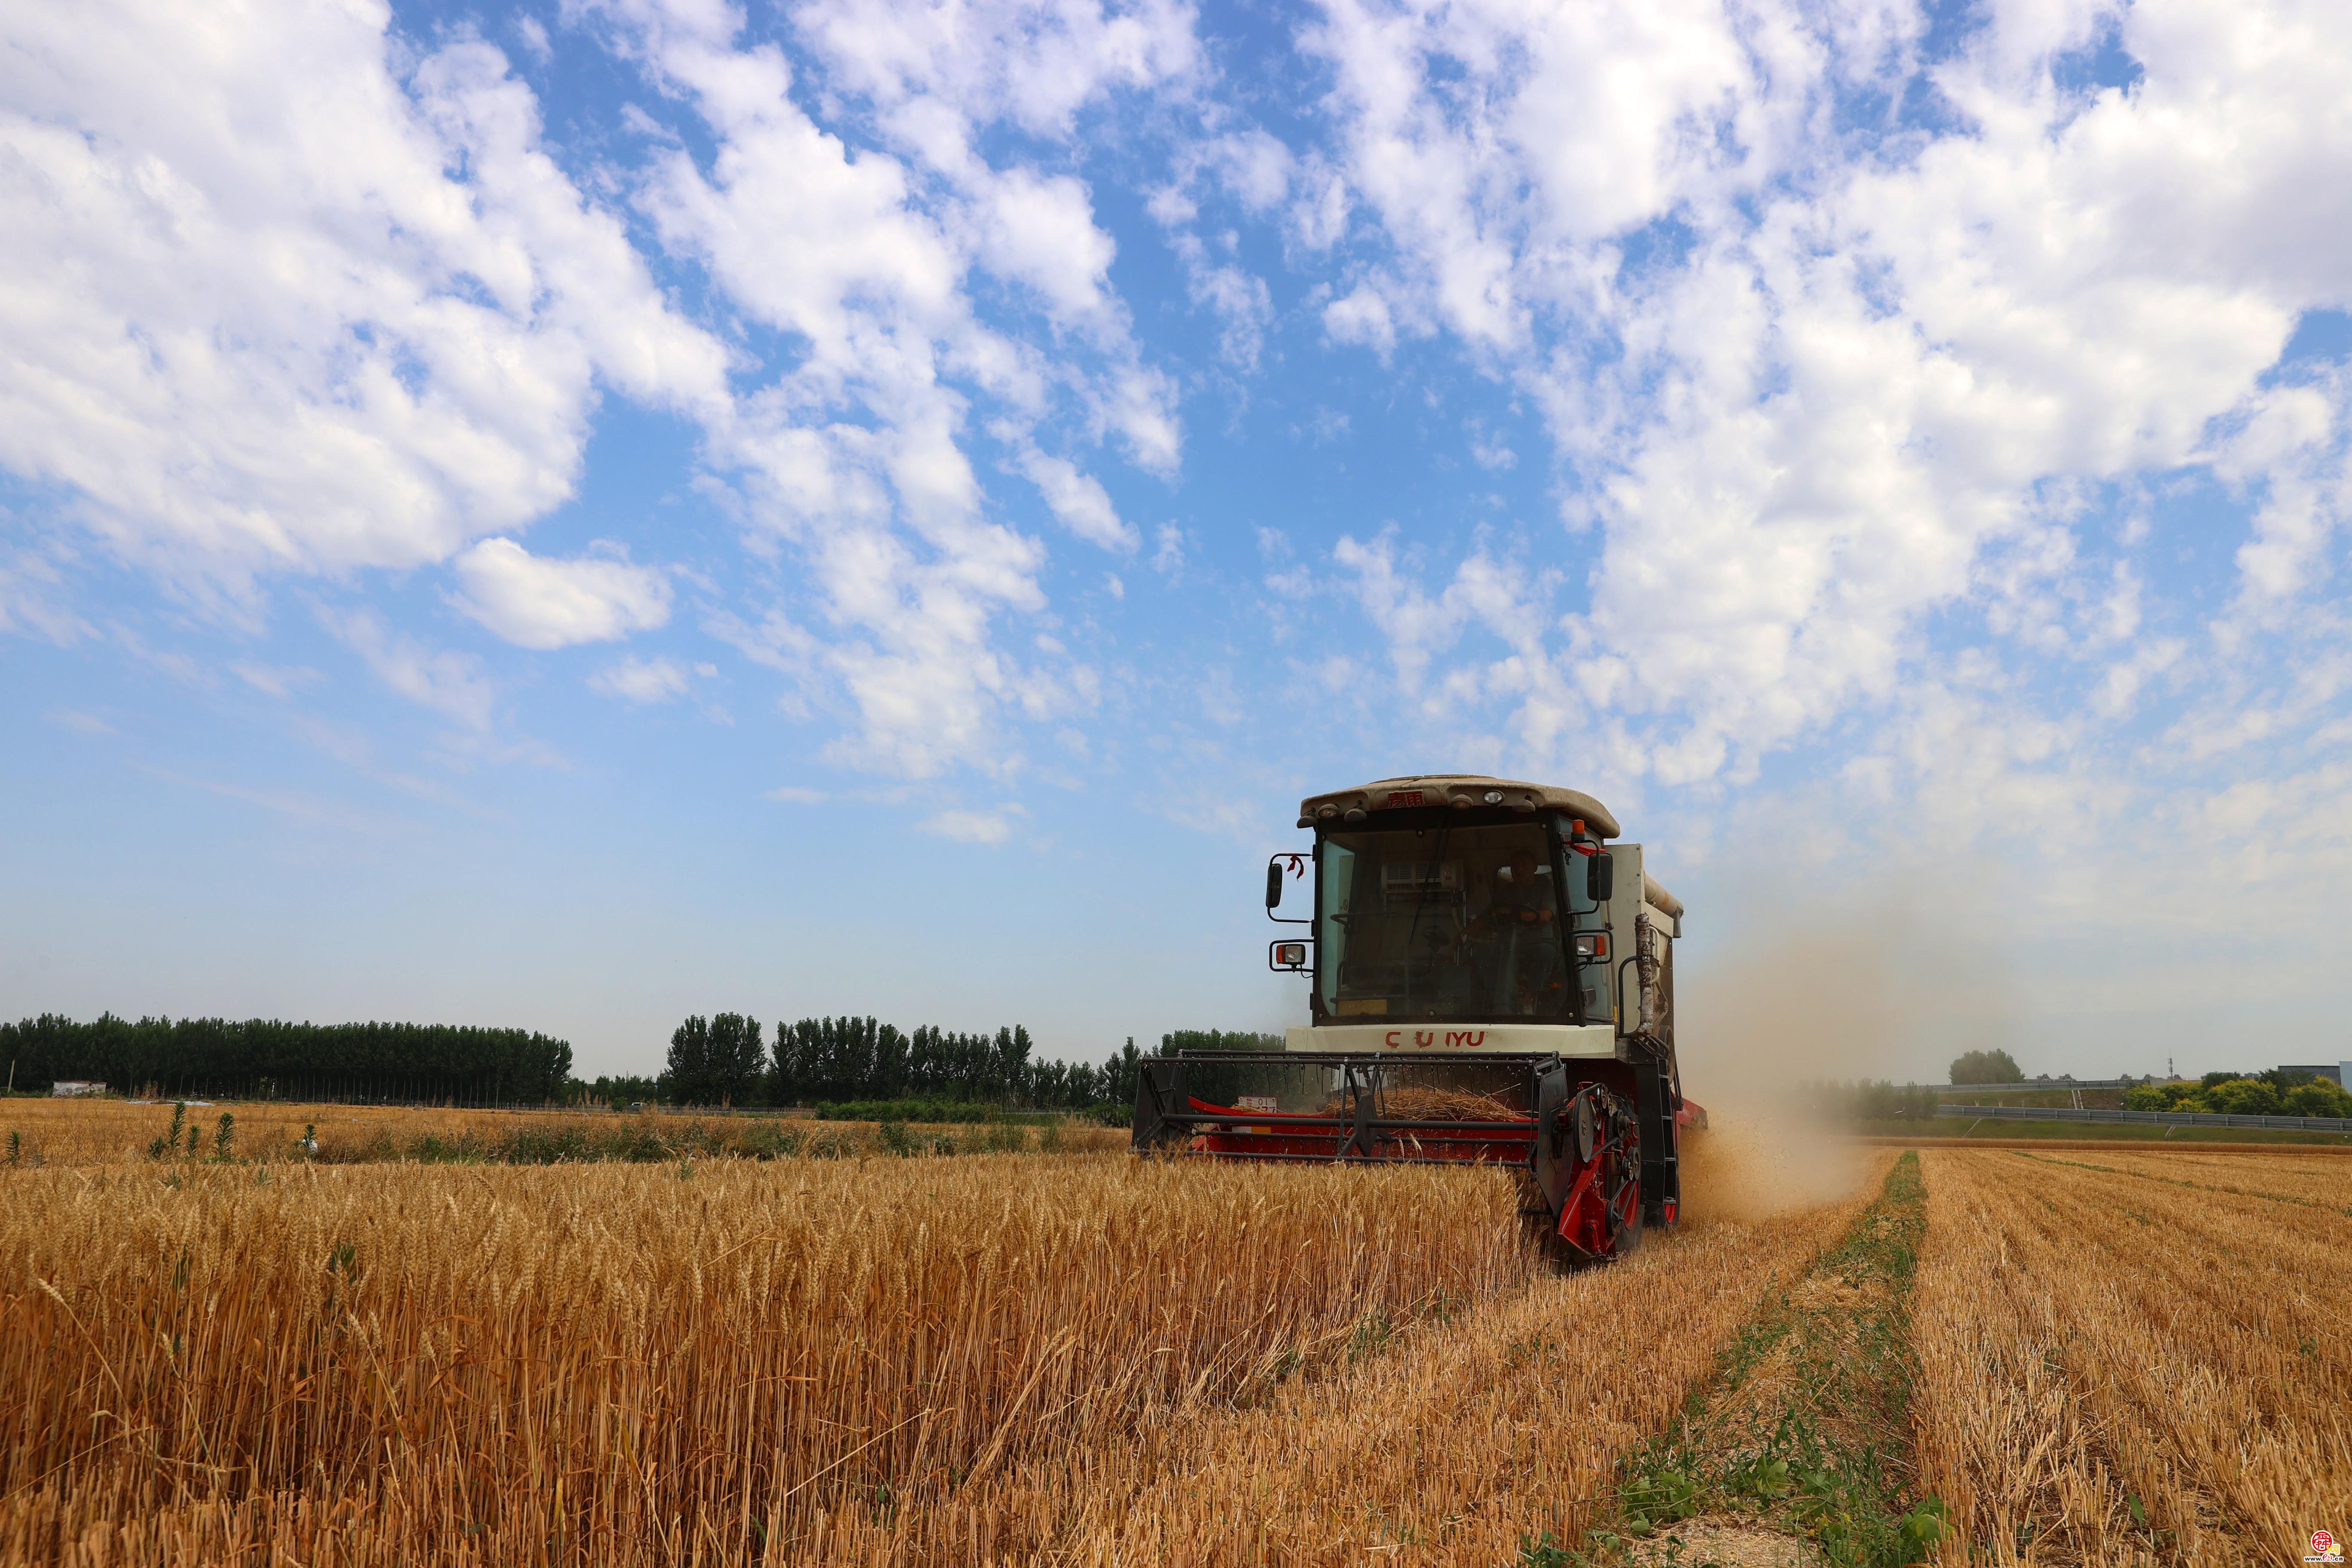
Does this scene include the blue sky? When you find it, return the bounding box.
[6,0,2352,1086]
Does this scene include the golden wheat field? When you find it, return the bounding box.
[0,1096,1130,1167]
[1,1102,2345,1567]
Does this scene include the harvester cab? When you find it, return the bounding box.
[1132,775,1702,1263]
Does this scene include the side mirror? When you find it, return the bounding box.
[1266,861,1285,910]
[1587,851,1614,903]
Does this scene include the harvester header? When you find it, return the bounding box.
[1133,773,1699,1262]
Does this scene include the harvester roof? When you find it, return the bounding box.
[1296,774,1622,838]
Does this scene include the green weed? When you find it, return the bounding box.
[1588,1153,1948,1567]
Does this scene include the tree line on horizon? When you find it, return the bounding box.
[0,1010,1286,1112]
[0,1014,573,1102]
[653,1019,1285,1110]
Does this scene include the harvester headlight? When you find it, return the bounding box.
[1574,932,1610,959]
[1482,789,1504,803]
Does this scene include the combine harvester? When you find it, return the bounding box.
[1133,775,1701,1262]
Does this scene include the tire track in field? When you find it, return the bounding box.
[839,1142,1896,1565]
[1589,1151,1945,1568]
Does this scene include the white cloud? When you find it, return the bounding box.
[1467,421,1515,471]
[588,655,693,703]
[1209,131,1291,213]
[232,662,323,698]
[2217,376,2350,605]
[1188,251,1276,372]
[25,0,2352,925]
[1104,367,1183,474]
[1296,0,2352,796]
[323,608,495,730]
[1151,523,1185,576]
[1148,135,1287,369]
[1303,407,1351,444]
[596,0,1177,776]
[452,538,672,649]
[980,169,1120,334]
[1323,287,1396,358]
[793,0,1198,142]
[919,806,1023,843]
[1289,161,1349,251]
[1016,448,1135,551]
[1244,0,2352,1068]
[0,5,727,587]
[0,544,89,643]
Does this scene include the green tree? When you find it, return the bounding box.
[1948,1049,2024,1085]
[2283,1080,2352,1118]
[576,1074,660,1108]
[992,1026,1034,1102]
[1100,1038,1143,1109]
[707,1013,765,1106]
[664,1016,713,1104]
[2202,1078,2282,1116]
[0,1013,570,1101]
[1161,1029,1285,1054]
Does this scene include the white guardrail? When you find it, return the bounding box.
[1915,1080,2142,1091]
[1936,1103,2352,1134]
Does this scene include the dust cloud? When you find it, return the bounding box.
[1669,876,2015,1220]
[1677,1113,1868,1222]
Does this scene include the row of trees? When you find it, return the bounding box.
[2126,1070,2352,1118]
[0,1014,573,1102]
[0,1009,1286,1112]
[657,1020,1286,1109]
[1823,1065,2352,1123]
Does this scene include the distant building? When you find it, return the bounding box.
[49,1081,105,1098]
[2277,1065,2344,1086]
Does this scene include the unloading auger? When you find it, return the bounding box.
[1131,775,1703,1262]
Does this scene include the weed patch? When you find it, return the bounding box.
[1579,1151,1943,1567]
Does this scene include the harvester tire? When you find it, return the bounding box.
[1613,1177,1645,1257]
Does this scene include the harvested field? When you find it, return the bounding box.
[1858,1123,2352,1148]
[2071,1145,2352,1207]
[1911,1148,2352,1567]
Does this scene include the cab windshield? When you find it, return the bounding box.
[1316,822,1586,1023]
